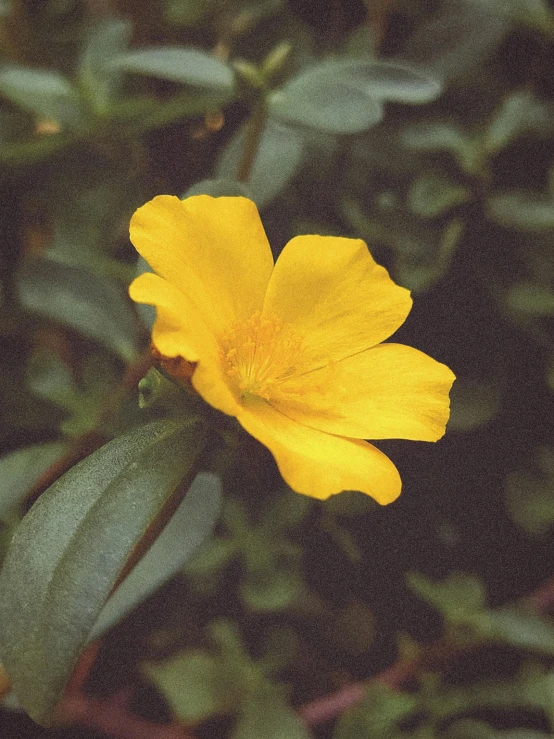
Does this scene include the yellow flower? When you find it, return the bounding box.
[129,195,454,503]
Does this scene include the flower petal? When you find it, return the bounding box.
[129,272,240,416]
[236,398,401,503]
[130,195,274,337]
[262,235,412,366]
[273,343,455,441]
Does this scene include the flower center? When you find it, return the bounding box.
[220,310,324,402]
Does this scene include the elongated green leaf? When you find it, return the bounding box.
[134,255,156,329]
[482,0,554,32]
[484,91,552,154]
[407,572,486,623]
[487,193,554,231]
[505,283,554,315]
[216,119,304,206]
[481,607,554,656]
[145,618,253,722]
[165,0,212,25]
[0,132,70,166]
[78,18,132,114]
[90,472,221,639]
[351,60,442,103]
[145,651,230,722]
[408,172,470,218]
[403,122,480,173]
[232,684,310,739]
[269,64,383,134]
[269,59,439,134]
[18,258,138,362]
[398,0,510,82]
[334,684,417,739]
[0,419,207,725]
[185,178,252,199]
[113,47,235,91]
[0,66,83,128]
[0,442,66,522]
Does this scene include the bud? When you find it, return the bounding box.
[261,41,292,84]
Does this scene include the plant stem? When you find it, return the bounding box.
[369,0,393,54]
[237,102,266,183]
[299,568,554,726]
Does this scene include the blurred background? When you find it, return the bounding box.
[2,0,554,737]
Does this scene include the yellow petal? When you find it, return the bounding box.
[262,235,412,366]
[130,195,274,337]
[236,398,401,503]
[273,343,455,441]
[129,272,240,417]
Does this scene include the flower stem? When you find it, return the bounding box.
[237,102,266,183]
[369,0,393,54]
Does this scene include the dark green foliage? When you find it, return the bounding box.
[0,1,554,738]
[0,420,211,723]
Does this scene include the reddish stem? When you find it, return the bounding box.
[299,572,554,727]
[61,688,195,739]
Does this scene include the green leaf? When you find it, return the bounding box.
[398,0,510,83]
[435,668,554,722]
[165,0,213,26]
[322,489,377,516]
[0,419,207,725]
[184,537,238,577]
[480,607,554,656]
[260,488,312,531]
[145,618,254,722]
[505,466,554,535]
[407,572,486,624]
[394,217,463,293]
[0,442,66,523]
[447,377,501,432]
[90,471,221,639]
[269,59,440,134]
[145,650,231,722]
[216,119,304,206]
[353,60,442,103]
[269,63,384,134]
[43,178,138,280]
[26,347,75,412]
[78,18,132,114]
[505,283,554,316]
[484,90,552,154]
[0,133,70,167]
[113,46,235,91]
[334,683,417,739]
[0,66,83,128]
[128,90,231,131]
[320,512,362,563]
[232,683,311,739]
[408,172,470,218]
[241,568,302,612]
[26,348,120,437]
[487,193,554,231]
[18,258,139,362]
[482,0,554,33]
[134,255,156,329]
[402,122,480,174]
[185,178,253,199]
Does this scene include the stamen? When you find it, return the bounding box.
[219,311,332,402]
